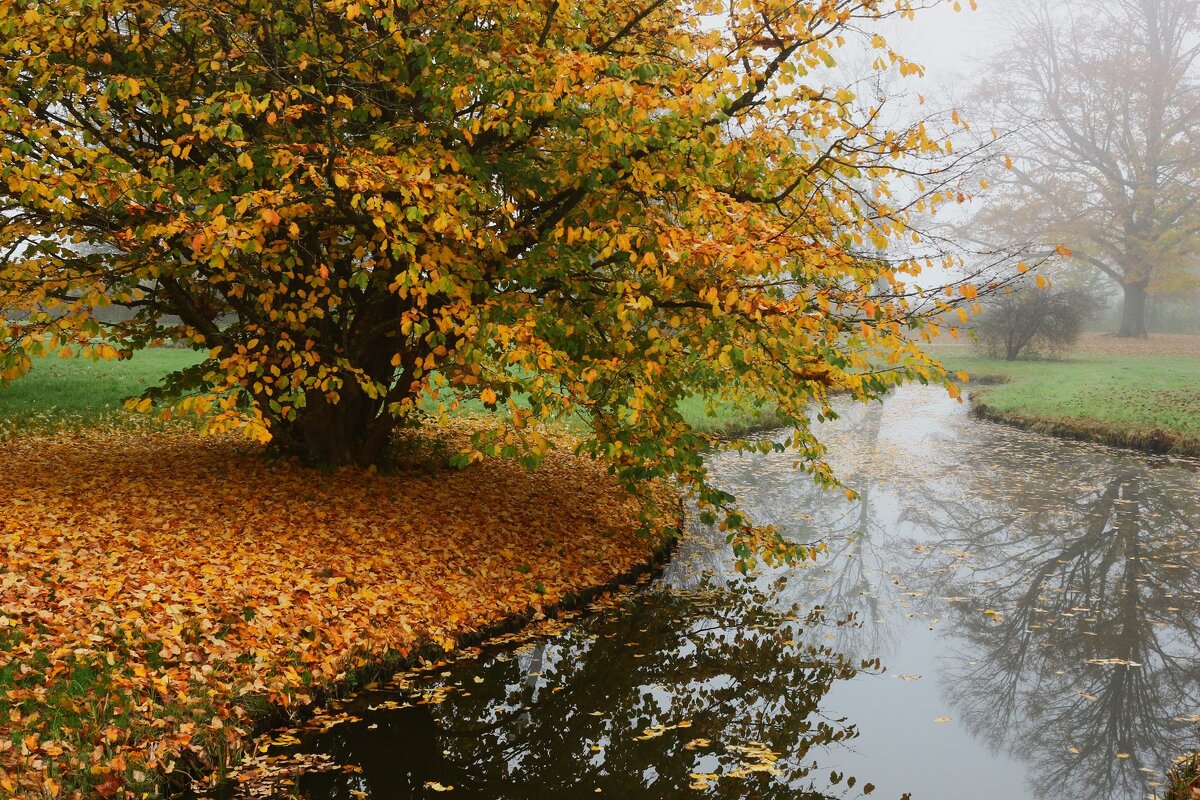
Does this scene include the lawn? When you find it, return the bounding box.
[928,344,1200,452]
[9,345,1195,448]
[0,348,203,431]
[0,350,781,438]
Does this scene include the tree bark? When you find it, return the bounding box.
[1117,280,1150,338]
[1005,339,1021,361]
[265,333,408,467]
[267,384,398,467]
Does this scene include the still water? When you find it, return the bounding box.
[219,387,1200,800]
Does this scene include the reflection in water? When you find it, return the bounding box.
[666,390,1200,799]
[673,401,905,662]
[903,451,1200,800]
[233,588,881,799]
[219,387,1200,800]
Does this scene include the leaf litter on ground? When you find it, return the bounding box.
[0,421,669,799]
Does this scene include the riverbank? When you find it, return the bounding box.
[929,336,1200,458]
[969,398,1200,457]
[0,422,676,800]
[1164,752,1199,799]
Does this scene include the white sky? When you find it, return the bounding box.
[868,2,1017,283]
[882,1,1008,106]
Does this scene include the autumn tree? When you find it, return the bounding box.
[0,0,973,546]
[967,0,1200,338]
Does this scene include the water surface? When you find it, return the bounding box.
[214,387,1200,800]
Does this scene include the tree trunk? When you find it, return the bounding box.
[269,384,397,467]
[264,316,415,466]
[1117,280,1150,338]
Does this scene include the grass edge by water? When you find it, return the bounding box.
[969,397,1200,458]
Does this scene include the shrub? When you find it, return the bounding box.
[974,278,1099,360]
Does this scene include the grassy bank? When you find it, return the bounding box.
[0,350,780,438]
[929,345,1200,456]
[1163,752,1199,800]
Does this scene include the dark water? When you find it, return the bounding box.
[212,388,1200,800]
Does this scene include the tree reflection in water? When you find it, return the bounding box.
[666,402,906,662]
[214,388,1200,800]
[670,391,1200,799]
[254,586,882,800]
[901,442,1200,800]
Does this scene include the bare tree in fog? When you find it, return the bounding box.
[970,0,1200,337]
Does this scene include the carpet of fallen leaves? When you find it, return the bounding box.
[0,421,663,799]
[1071,331,1200,358]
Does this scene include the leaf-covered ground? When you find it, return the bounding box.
[1070,331,1200,358]
[0,423,663,799]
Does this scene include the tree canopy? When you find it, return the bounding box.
[0,0,974,557]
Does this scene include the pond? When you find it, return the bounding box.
[210,387,1200,800]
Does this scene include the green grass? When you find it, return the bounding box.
[0,349,203,431]
[1163,752,1199,800]
[928,346,1200,438]
[427,392,779,438]
[0,350,778,438]
[19,344,1194,447]
[676,395,782,437]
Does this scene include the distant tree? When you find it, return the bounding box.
[975,278,1097,360]
[1147,258,1200,333]
[968,0,1200,338]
